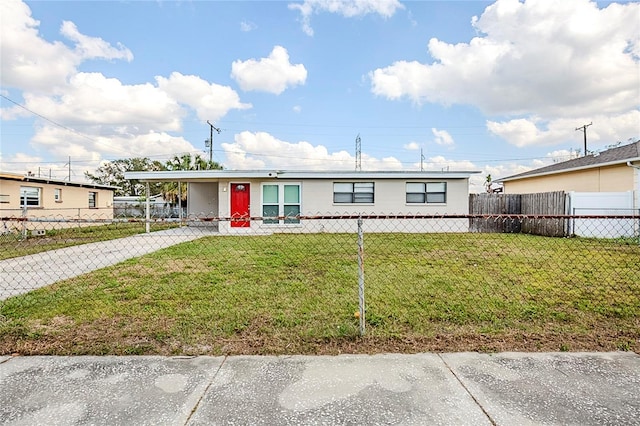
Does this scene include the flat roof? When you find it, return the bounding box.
[1,172,119,190]
[125,170,481,182]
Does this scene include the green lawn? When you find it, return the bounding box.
[0,221,177,260]
[1,233,638,355]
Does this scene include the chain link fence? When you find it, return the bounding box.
[1,212,639,355]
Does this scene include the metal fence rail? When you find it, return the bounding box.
[1,213,639,355]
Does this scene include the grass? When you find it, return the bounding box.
[0,221,177,260]
[1,233,638,355]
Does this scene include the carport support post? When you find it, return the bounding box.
[178,181,183,226]
[145,182,150,233]
[358,216,365,336]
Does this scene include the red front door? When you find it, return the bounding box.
[230,183,250,227]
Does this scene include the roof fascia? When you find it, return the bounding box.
[497,157,640,183]
[125,170,481,181]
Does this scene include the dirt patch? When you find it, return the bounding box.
[1,318,638,356]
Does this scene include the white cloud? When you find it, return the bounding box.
[60,21,133,62]
[240,20,257,32]
[0,152,65,178]
[231,46,307,94]
[403,142,420,150]
[293,105,302,113]
[156,72,251,121]
[289,0,404,36]
[369,0,640,147]
[0,1,253,177]
[487,110,640,148]
[0,0,132,93]
[221,131,403,170]
[432,128,454,146]
[31,125,195,161]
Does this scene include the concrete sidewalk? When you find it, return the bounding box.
[0,227,214,300]
[1,352,638,425]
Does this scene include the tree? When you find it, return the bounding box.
[484,174,493,193]
[160,154,223,206]
[85,158,165,196]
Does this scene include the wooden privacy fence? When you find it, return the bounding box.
[469,191,568,236]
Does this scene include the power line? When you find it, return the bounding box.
[1,94,96,144]
[0,94,135,157]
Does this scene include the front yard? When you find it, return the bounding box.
[1,233,638,355]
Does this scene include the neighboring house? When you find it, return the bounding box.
[496,141,640,238]
[113,194,182,218]
[0,172,117,222]
[496,141,640,195]
[124,170,480,233]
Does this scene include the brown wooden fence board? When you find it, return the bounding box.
[469,191,567,236]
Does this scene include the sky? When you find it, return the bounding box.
[1,0,639,193]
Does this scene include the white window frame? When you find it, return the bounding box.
[20,186,41,207]
[260,182,301,225]
[406,182,447,204]
[333,182,374,204]
[54,188,62,202]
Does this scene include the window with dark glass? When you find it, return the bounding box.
[20,186,41,207]
[333,182,374,203]
[406,182,447,204]
[88,191,97,208]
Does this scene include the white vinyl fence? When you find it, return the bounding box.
[570,191,639,238]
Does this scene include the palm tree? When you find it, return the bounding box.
[160,154,222,209]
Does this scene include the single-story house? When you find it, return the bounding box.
[124,170,480,233]
[496,141,640,197]
[0,172,117,223]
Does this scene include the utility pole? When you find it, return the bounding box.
[420,148,425,171]
[575,122,592,156]
[205,121,221,164]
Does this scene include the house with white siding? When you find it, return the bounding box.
[124,170,480,233]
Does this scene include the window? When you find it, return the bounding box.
[333,182,374,204]
[54,188,62,202]
[261,183,300,224]
[88,192,97,208]
[406,182,447,204]
[20,186,41,207]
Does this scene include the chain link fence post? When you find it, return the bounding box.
[145,182,150,233]
[357,216,365,336]
[21,204,27,240]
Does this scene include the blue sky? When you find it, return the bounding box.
[1,0,638,192]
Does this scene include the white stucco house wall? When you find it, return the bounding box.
[124,170,480,233]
